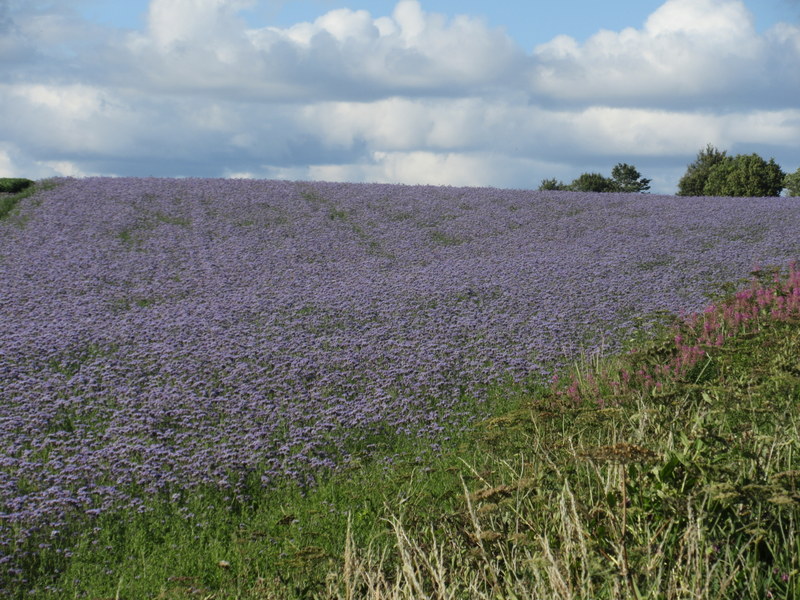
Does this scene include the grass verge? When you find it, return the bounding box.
[6,265,800,599]
[0,179,55,221]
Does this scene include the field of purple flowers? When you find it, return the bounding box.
[2,177,800,571]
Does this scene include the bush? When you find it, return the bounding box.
[568,172,617,192]
[538,178,567,191]
[0,178,34,194]
[784,167,800,197]
[677,144,728,196]
[703,154,785,197]
[678,146,785,197]
[539,164,650,193]
[0,178,37,220]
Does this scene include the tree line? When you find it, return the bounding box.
[539,145,800,197]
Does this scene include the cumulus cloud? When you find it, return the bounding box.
[120,0,524,100]
[146,0,256,49]
[531,0,800,109]
[0,0,799,192]
[297,97,800,159]
[0,144,17,178]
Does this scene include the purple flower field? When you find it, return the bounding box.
[2,177,800,562]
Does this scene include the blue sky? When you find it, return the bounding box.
[76,0,800,46]
[79,1,676,47]
[2,0,800,193]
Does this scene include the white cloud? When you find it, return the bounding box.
[770,21,800,54]
[531,0,800,108]
[644,0,754,39]
[40,160,96,178]
[298,96,800,159]
[146,0,256,49]
[299,98,481,150]
[2,84,139,155]
[1,0,799,192]
[284,151,552,189]
[314,151,494,186]
[13,83,106,116]
[0,141,98,179]
[123,0,523,99]
[310,8,378,43]
[0,147,16,178]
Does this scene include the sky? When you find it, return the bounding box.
[1,0,799,194]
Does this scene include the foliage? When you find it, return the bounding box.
[678,145,785,197]
[539,163,650,193]
[677,143,728,196]
[610,162,651,193]
[703,153,785,197]
[784,167,800,197]
[568,171,617,192]
[0,178,33,194]
[538,177,566,191]
[0,179,39,220]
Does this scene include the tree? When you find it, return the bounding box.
[538,178,567,191]
[703,153,785,197]
[567,172,617,192]
[784,167,800,197]
[539,163,651,193]
[611,163,651,193]
[677,144,727,196]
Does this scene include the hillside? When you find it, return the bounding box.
[2,178,800,598]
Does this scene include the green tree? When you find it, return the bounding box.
[567,172,617,192]
[538,178,567,191]
[611,162,651,193]
[677,144,728,196]
[703,153,785,197]
[539,164,650,193]
[784,167,800,197]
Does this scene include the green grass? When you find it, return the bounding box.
[0,178,34,194]
[0,178,40,221]
[11,267,800,599]
[299,186,392,259]
[429,230,465,246]
[117,209,191,250]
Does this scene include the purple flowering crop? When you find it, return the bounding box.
[2,177,800,565]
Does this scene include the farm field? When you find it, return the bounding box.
[2,178,800,598]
